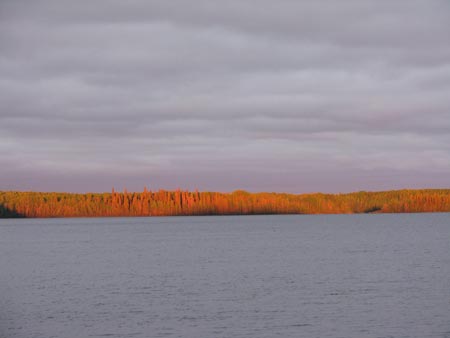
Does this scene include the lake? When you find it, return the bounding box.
[1,214,449,338]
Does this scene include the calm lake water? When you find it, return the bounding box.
[0,214,449,338]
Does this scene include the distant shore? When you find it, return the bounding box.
[1,188,450,218]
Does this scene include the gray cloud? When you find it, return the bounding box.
[1,0,449,193]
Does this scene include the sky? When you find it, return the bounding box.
[1,0,450,194]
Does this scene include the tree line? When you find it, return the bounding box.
[1,188,450,218]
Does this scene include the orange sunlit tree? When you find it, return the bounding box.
[1,188,450,218]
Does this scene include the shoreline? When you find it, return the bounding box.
[2,188,450,218]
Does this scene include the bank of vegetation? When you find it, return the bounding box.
[1,188,450,218]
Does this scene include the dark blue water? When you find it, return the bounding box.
[1,214,449,338]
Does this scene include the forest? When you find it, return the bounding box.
[1,188,450,218]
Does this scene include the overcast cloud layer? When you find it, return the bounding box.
[1,0,450,193]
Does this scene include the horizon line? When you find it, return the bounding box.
[2,187,450,196]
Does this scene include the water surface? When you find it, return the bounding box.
[1,214,449,338]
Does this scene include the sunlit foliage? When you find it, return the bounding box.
[1,189,450,218]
